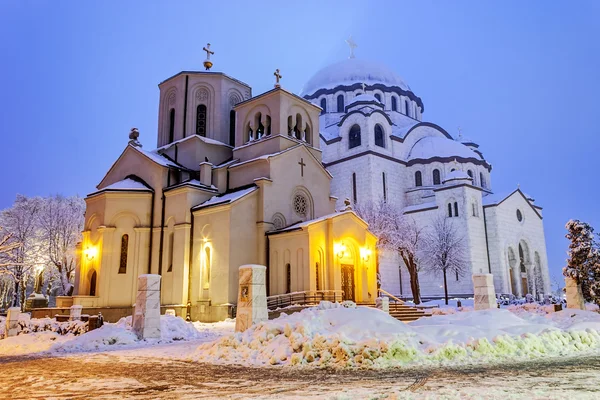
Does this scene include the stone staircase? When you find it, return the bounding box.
[361,302,430,322]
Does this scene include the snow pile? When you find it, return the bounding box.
[194,304,600,368]
[0,315,87,337]
[0,315,205,356]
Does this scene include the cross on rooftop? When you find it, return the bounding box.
[203,43,214,60]
[346,36,357,59]
[274,69,282,87]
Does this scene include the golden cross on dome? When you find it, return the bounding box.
[346,36,357,59]
[202,43,215,71]
[274,69,282,87]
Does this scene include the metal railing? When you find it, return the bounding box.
[378,288,405,305]
[267,290,345,310]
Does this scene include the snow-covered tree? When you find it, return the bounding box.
[0,195,47,308]
[563,219,600,306]
[38,195,85,295]
[422,216,468,305]
[354,200,426,304]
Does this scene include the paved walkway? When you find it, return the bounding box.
[1,353,600,399]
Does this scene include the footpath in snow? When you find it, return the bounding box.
[194,302,600,368]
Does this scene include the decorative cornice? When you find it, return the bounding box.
[303,82,424,112]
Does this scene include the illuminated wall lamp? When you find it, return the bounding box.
[360,247,372,263]
[84,246,98,260]
[334,242,347,259]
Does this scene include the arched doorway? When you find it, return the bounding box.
[89,270,97,296]
[337,241,356,302]
[518,241,531,296]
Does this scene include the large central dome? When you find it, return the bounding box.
[301,58,412,97]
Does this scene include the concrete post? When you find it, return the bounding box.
[5,307,20,338]
[70,305,83,321]
[132,274,162,339]
[565,276,585,310]
[472,273,497,310]
[235,265,268,332]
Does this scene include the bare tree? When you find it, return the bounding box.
[354,200,426,304]
[423,215,468,305]
[38,195,85,295]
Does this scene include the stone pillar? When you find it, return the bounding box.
[235,265,268,332]
[70,305,83,321]
[381,296,389,314]
[132,274,162,339]
[5,307,20,338]
[565,276,585,310]
[472,273,497,310]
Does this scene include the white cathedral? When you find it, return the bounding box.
[302,55,551,300]
[73,44,550,322]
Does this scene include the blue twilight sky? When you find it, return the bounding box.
[0,1,598,285]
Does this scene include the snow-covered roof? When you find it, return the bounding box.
[270,210,366,233]
[155,134,231,151]
[301,58,412,97]
[408,136,483,161]
[443,170,472,183]
[130,145,182,168]
[348,94,382,106]
[100,178,151,192]
[194,186,258,210]
[402,201,437,214]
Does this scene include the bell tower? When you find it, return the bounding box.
[156,44,252,148]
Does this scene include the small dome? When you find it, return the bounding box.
[301,58,411,97]
[408,136,483,161]
[348,94,382,106]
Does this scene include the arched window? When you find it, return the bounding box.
[352,172,357,203]
[286,263,291,293]
[467,170,474,180]
[196,104,207,136]
[203,246,211,289]
[168,108,175,143]
[320,98,326,114]
[454,202,459,217]
[382,172,387,202]
[315,262,321,290]
[405,100,411,117]
[480,172,486,188]
[349,124,361,149]
[255,112,264,139]
[415,171,422,187]
[337,95,344,112]
[119,234,128,274]
[229,110,236,146]
[374,93,382,102]
[89,270,97,296]
[391,97,397,111]
[167,233,174,272]
[472,202,478,217]
[246,123,254,142]
[266,115,272,136]
[448,203,453,217]
[433,169,441,185]
[374,124,385,147]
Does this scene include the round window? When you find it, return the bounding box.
[516,209,523,222]
[293,194,308,217]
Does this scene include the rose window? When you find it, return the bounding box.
[293,194,308,216]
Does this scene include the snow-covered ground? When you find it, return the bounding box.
[0,314,235,357]
[2,302,600,373]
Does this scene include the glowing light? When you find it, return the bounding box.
[360,247,372,262]
[84,246,98,260]
[334,242,347,259]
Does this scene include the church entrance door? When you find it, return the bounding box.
[521,277,529,296]
[341,264,355,301]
